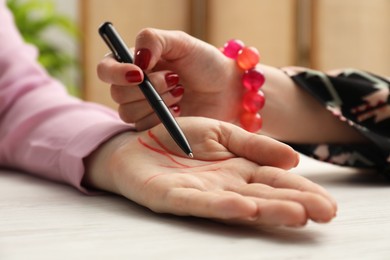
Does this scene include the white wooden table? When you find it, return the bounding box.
[2,155,390,260]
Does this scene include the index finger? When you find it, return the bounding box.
[97,53,144,86]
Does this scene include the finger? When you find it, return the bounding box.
[155,188,258,220]
[248,198,307,227]
[249,166,338,212]
[119,102,181,130]
[133,112,161,131]
[111,84,145,104]
[158,188,308,227]
[234,183,336,223]
[220,123,299,170]
[116,86,183,124]
[118,100,154,123]
[97,54,144,85]
[111,71,182,104]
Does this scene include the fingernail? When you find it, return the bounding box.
[287,222,306,228]
[294,152,300,168]
[165,72,180,87]
[170,84,184,98]
[125,70,142,83]
[134,48,151,70]
[170,104,180,113]
[313,218,331,224]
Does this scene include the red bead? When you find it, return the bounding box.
[237,47,259,70]
[221,40,265,132]
[240,112,262,132]
[242,90,265,113]
[242,68,265,91]
[222,39,244,59]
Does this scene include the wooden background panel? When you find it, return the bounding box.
[206,0,298,67]
[312,0,390,75]
[80,0,298,106]
[80,0,390,107]
[80,0,191,107]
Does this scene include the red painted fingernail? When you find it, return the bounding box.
[165,72,180,87]
[170,104,180,113]
[134,48,151,70]
[170,84,184,97]
[125,70,142,83]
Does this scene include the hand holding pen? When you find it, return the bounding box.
[98,22,193,158]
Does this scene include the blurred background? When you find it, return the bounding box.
[9,0,390,108]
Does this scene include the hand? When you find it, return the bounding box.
[97,28,365,144]
[97,28,244,130]
[84,117,337,227]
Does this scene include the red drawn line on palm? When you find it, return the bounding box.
[139,130,230,187]
[137,130,189,168]
[138,130,224,169]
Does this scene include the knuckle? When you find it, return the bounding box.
[136,27,157,44]
[118,106,135,123]
[110,85,126,103]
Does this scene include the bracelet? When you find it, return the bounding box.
[221,39,266,132]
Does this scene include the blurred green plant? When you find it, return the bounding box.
[7,0,80,96]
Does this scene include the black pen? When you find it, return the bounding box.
[99,22,193,158]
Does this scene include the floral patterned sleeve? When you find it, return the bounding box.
[282,68,390,174]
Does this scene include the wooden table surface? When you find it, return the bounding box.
[2,155,390,260]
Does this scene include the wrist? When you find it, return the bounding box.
[221,40,266,132]
[83,131,135,194]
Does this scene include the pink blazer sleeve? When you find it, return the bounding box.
[0,1,133,193]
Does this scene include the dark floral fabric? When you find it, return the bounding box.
[286,68,390,175]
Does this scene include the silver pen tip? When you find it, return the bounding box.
[188,152,194,158]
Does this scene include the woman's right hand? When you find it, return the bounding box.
[97,28,245,130]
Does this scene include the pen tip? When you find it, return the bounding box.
[188,152,194,158]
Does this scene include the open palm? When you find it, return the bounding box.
[91,117,337,227]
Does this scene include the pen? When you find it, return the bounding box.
[98,22,193,158]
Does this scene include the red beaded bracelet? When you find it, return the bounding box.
[221,39,266,132]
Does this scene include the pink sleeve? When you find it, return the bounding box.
[0,1,134,193]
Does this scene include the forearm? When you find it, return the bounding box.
[260,66,390,170]
[260,65,367,144]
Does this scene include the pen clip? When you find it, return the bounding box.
[101,32,122,62]
[98,21,133,63]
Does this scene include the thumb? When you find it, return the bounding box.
[221,122,300,170]
[133,28,203,71]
